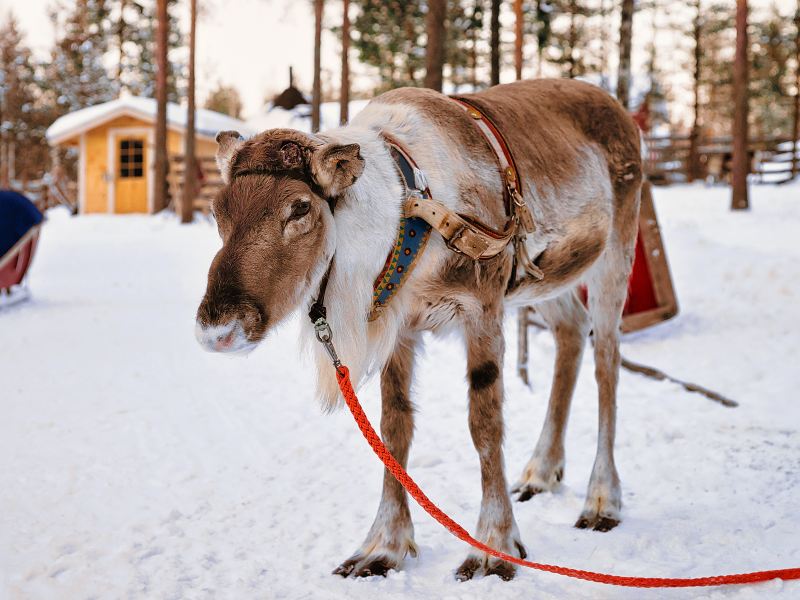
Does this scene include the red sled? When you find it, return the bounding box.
[620,181,678,332]
[0,226,41,291]
[1,190,44,306]
[574,181,678,332]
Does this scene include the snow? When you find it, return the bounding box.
[2,181,800,599]
[46,96,254,145]
[246,100,372,134]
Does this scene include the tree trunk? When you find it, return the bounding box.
[514,0,523,80]
[490,0,500,86]
[117,0,128,85]
[599,0,611,89]
[731,0,749,210]
[182,0,197,225]
[792,0,800,180]
[567,0,577,79]
[424,0,446,91]
[340,0,350,125]
[616,0,635,109]
[153,0,168,213]
[470,3,479,89]
[312,0,324,133]
[689,0,702,182]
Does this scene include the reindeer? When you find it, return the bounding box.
[195,79,642,581]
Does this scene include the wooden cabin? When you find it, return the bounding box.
[46,96,251,214]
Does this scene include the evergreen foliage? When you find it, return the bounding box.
[204,84,244,119]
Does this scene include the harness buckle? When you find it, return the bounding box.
[512,190,537,234]
[446,224,490,259]
[445,224,466,254]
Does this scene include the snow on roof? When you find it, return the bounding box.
[46,96,254,145]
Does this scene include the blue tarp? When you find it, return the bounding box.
[0,190,44,258]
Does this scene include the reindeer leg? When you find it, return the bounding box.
[455,313,526,582]
[333,333,419,578]
[576,185,640,532]
[513,292,589,501]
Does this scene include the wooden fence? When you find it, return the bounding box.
[644,134,798,185]
[6,173,78,214]
[167,155,222,217]
[162,136,800,216]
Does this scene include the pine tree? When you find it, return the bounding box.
[47,0,117,112]
[0,14,38,184]
[352,0,425,92]
[731,0,749,210]
[515,0,524,80]
[444,0,480,91]
[639,0,670,129]
[545,0,602,79]
[792,0,799,179]
[698,2,735,136]
[490,0,500,85]
[617,0,635,108]
[205,84,244,119]
[424,0,447,91]
[750,4,794,137]
[126,0,184,102]
[182,0,197,224]
[312,0,324,132]
[153,0,168,213]
[534,0,555,77]
[465,0,486,89]
[340,0,351,124]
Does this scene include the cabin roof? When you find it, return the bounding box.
[46,96,254,146]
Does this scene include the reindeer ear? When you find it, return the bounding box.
[310,143,365,197]
[215,130,245,184]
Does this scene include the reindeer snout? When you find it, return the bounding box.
[195,319,250,353]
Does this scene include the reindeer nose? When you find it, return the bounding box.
[195,319,247,353]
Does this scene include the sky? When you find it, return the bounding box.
[2,0,341,120]
[3,0,799,124]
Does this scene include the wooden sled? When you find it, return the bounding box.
[517,181,678,384]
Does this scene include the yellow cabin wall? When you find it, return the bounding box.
[81,115,154,213]
[72,115,219,214]
[84,127,109,213]
[166,134,217,158]
[196,138,217,157]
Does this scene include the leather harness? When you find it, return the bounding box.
[311,98,545,326]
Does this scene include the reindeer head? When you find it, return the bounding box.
[195,128,365,353]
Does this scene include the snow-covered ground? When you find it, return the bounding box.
[2,182,799,600]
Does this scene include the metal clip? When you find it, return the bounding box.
[314,317,342,370]
[512,190,536,234]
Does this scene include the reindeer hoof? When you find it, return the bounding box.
[456,556,518,581]
[455,556,481,581]
[455,539,525,582]
[354,557,393,578]
[513,484,546,502]
[512,463,563,502]
[332,557,359,577]
[575,514,620,532]
[333,554,399,578]
[486,561,517,581]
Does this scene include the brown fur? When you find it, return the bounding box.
[197,78,642,581]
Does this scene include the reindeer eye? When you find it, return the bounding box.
[290,200,311,219]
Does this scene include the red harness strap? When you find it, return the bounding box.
[334,365,800,588]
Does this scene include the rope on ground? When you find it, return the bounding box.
[336,365,797,587]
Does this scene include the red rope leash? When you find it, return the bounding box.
[335,365,800,588]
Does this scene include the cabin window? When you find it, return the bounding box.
[119,139,144,178]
